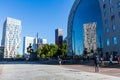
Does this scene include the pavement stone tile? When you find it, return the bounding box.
[0,64,119,80]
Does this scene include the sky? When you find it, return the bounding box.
[0,0,75,54]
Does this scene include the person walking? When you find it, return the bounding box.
[109,55,113,64]
[100,57,104,66]
[58,56,62,65]
[94,56,100,72]
[118,55,120,64]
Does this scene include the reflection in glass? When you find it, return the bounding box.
[71,0,103,55]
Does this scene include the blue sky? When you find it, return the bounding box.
[0,0,74,54]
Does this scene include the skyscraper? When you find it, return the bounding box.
[1,17,22,58]
[55,28,63,46]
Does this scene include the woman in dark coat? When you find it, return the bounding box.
[94,56,100,72]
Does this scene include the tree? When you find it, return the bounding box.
[36,43,67,59]
[41,54,45,58]
[16,54,23,58]
[56,43,68,58]
[42,44,49,57]
[27,43,33,54]
[36,48,41,58]
[27,43,36,60]
[61,43,67,58]
[49,44,58,57]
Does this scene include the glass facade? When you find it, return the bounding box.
[68,0,103,55]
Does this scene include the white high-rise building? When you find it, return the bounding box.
[83,22,97,52]
[40,38,47,45]
[23,36,35,58]
[1,17,22,58]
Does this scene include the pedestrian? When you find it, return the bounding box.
[100,57,104,66]
[58,56,62,65]
[109,55,113,64]
[94,55,100,72]
[117,55,120,64]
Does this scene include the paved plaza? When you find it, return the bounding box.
[62,64,120,77]
[0,63,120,80]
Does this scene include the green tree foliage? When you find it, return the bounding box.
[36,43,67,58]
[36,48,41,58]
[41,54,45,58]
[16,54,23,58]
[61,43,67,57]
[49,44,58,57]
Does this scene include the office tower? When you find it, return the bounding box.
[55,28,63,46]
[83,22,97,53]
[1,17,21,58]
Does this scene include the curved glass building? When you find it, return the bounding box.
[67,0,120,58]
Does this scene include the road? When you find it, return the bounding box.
[0,64,120,80]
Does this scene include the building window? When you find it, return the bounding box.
[107,39,110,46]
[106,28,109,33]
[111,15,115,22]
[113,37,117,45]
[118,2,120,8]
[119,12,120,18]
[104,11,108,17]
[109,0,112,4]
[105,19,108,24]
[110,7,114,13]
[103,4,106,9]
[112,25,116,30]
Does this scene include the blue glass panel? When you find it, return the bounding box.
[113,37,117,45]
[107,39,110,46]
